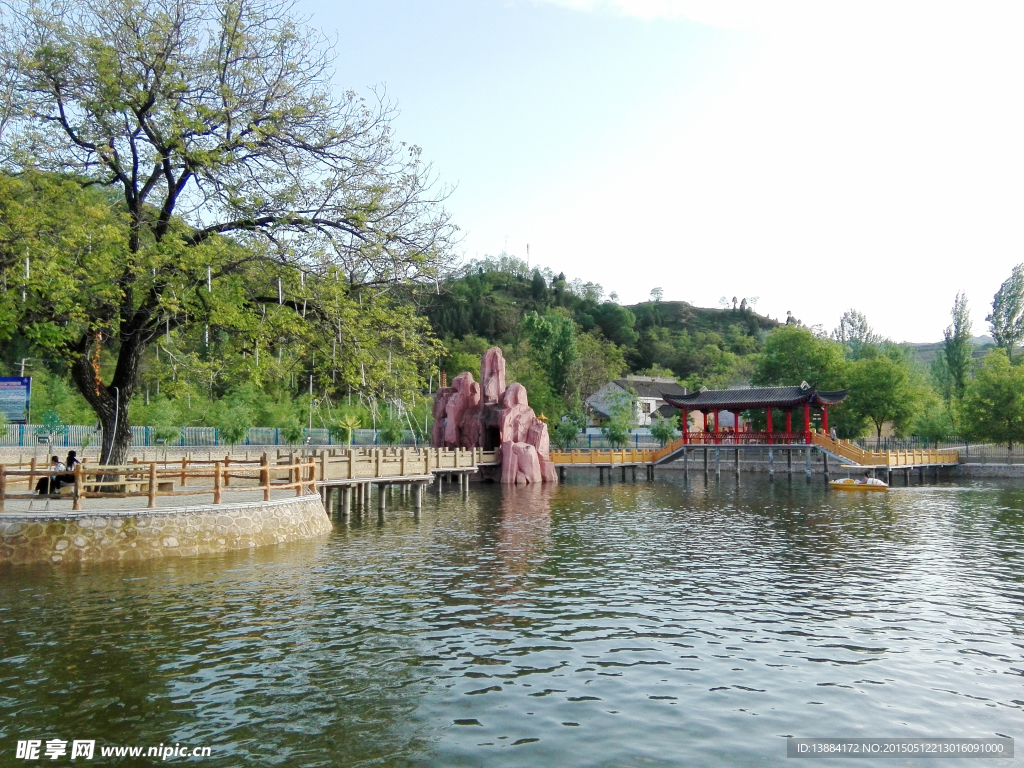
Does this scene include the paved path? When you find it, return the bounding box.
[0,488,304,515]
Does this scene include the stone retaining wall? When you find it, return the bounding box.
[0,495,331,566]
[953,464,1024,478]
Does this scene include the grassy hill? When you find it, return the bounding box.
[424,259,779,391]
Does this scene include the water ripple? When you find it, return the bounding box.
[1,478,1022,767]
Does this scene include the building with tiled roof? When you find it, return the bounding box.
[586,376,687,426]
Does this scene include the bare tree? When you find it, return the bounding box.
[832,308,884,357]
[0,0,456,463]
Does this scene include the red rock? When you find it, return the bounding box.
[481,347,506,405]
[432,348,557,483]
[513,443,542,484]
[443,373,480,447]
[525,421,550,459]
[500,441,518,484]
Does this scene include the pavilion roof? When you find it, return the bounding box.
[662,385,847,411]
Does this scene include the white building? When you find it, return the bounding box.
[586,376,688,427]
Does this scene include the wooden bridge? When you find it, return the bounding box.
[550,431,960,480]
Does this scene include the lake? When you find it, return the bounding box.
[1,476,1021,766]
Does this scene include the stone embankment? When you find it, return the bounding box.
[0,494,331,565]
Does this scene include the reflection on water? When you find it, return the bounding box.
[1,476,1022,767]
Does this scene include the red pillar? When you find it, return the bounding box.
[681,408,689,444]
[714,409,720,444]
[803,402,811,443]
[702,411,708,443]
[766,407,773,443]
[785,410,792,441]
[822,406,829,434]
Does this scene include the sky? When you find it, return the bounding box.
[299,0,1024,342]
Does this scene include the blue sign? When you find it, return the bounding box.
[0,377,31,424]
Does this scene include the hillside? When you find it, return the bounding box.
[909,336,996,365]
[424,259,779,392]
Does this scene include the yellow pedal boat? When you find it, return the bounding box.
[830,478,888,491]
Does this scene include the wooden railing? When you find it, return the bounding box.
[548,448,657,465]
[811,432,958,466]
[0,447,500,512]
[0,457,316,512]
[314,446,495,482]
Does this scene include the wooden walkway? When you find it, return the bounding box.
[550,432,960,476]
[0,447,499,514]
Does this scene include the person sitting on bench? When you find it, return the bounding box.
[57,450,80,486]
[35,456,64,494]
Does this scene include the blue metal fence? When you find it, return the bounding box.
[0,424,421,448]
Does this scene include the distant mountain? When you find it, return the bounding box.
[908,335,996,365]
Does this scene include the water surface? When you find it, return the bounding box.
[1,476,1022,766]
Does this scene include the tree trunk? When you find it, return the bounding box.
[68,331,149,466]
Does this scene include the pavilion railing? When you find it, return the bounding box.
[680,431,808,445]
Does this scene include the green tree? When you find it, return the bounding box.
[600,389,636,448]
[377,410,406,446]
[962,349,1024,449]
[521,312,579,397]
[753,325,848,389]
[0,0,455,464]
[280,420,305,445]
[589,302,638,347]
[329,410,363,448]
[846,347,928,445]
[943,292,973,402]
[551,404,587,451]
[931,292,973,432]
[208,397,253,448]
[913,402,956,446]
[36,409,68,441]
[570,331,628,402]
[986,265,1024,362]
[649,412,679,447]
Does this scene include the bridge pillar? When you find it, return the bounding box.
[377,483,386,511]
[715,447,721,480]
[341,486,351,517]
[413,482,423,511]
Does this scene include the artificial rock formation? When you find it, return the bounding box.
[432,347,557,484]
